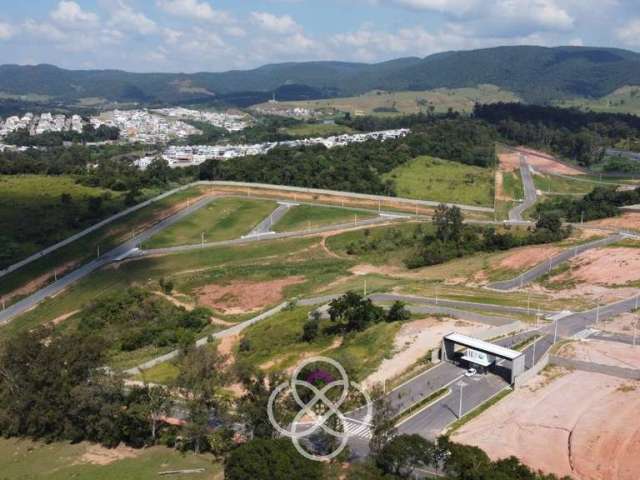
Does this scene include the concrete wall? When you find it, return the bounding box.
[550,355,640,381]
[514,353,550,388]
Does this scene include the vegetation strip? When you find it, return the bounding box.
[394,387,450,425]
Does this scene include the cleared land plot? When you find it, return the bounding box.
[363,317,494,388]
[558,247,640,286]
[514,147,584,175]
[587,212,640,231]
[0,175,125,268]
[269,86,521,116]
[236,306,400,381]
[557,339,640,369]
[0,438,220,480]
[453,367,640,480]
[273,204,377,232]
[143,197,277,248]
[382,156,494,207]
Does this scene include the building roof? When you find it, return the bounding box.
[444,332,523,360]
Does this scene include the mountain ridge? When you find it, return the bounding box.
[1,46,639,106]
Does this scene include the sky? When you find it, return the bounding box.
[0,0,639,73]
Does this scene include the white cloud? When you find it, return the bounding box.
[389,0,479,15]
[0,22,16,40]
[51,1,99,28]
[156,0,230,23]
[494,0,574,31]
[108,1,157,34]
[618,19,640,47]
[22,19,68,42]
[250,11,301,34]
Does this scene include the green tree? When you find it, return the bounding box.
[386,301,411,322]
[369,386,398,457]
[224,438,323,480]
[376,434,436,478]
[329,291,384,333]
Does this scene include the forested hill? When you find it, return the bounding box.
[2,46,640,105]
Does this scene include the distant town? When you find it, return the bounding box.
[152,128,410,168]
[0,108,252,145]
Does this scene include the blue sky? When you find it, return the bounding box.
[0,0,639,72]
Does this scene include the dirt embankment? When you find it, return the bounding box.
[497,245,563,271]
[557,340,640,369]
[587,212,640,231]
[514,147,584,175]
[453,369,640,480]
[364,317,492,388]
[567,247,640,286]
[196,276,305,315]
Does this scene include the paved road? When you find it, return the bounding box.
[487,234,625,291]
[0,183,199,280]
[508,154,538,223]
[244,202,294,237]
[138,215,393,257]
[370,293,558,317]
[1,178,494,283]
[0,196,216,325]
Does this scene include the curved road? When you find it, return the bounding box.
[487,233,625,290]
[508,154,538,223]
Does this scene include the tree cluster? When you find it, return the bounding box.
[328,292,411,333]
[474,103,640,166]
[78,287,210,352]
[535,185,640,222]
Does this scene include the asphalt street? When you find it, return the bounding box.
[244,202,294,237]
[508,154,538,223]
[0,195,216,325]
[487,234,625,291]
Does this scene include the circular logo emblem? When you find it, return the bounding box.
[267,356,373,461]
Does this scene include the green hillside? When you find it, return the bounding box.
[2,46,640,105]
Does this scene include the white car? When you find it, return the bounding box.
[465,368,477,377]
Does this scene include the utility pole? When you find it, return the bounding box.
[532,337,537,368]
[435,285,439,305]
[596,302,600,327]
[527,291,531,315]
[364,279,367,297]
[201,232,204,248]
[554,318,559,344]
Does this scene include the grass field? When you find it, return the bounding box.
[270,85,521,116]
[533,171,634,194]
[0,236,353,342]
[281,123,354,137]
[382,156,495,206]
[0,438,220,480]
[237,306,400,381]
[273,204,377,232]
[0,175,127,268]
[326,222,430,266]
[0,186,206,305]
[556,86,640,115]
[143,197,277,248]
